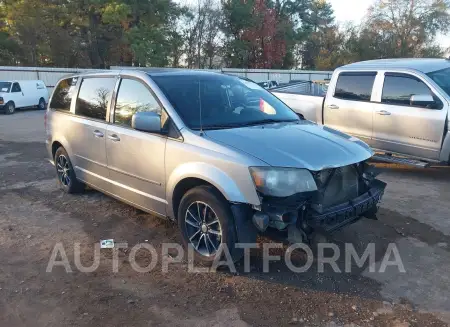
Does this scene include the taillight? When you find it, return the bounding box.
[0,97,3,105]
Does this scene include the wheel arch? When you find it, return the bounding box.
[171,178,219,221]
[439,131,450,163]
[50,136,74,163]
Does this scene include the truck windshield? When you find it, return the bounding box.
[0,82,11,92]
[427,67,450,97]
[151,74,299,130]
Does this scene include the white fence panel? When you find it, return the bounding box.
[0,70,37,81]
[0,66,334,94]
[0,67,105,94]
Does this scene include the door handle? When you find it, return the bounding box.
[376,110,391,116]
[93,130,104,138]
[108,134,120,142]
[327,104,339,109]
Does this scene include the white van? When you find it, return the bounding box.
[0,80,49,114]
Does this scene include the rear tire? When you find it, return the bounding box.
[54,147,85,194]
[177,185,242,265]
[37,97,46,110]
[4,101,15,115]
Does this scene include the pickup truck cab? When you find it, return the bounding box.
[273,59,450,167]
[0,80,48,114]
[46,70,385,263]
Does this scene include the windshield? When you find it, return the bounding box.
[151,74,299,130]
[427,67,450,97]
[0,82,11,93]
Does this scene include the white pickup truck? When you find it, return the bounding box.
[273,58,450,167]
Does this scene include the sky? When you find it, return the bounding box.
[328,0,450,52]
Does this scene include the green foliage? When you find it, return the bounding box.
[0,0,448,69]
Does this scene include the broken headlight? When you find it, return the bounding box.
[249,167,317,197]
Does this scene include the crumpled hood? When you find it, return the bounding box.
[205,121,373,171]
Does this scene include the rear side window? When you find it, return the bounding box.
[75,77,116,121]
[381,74,442,109]
[50,78,78,111]
[334,72,376,101]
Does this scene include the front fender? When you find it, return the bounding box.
[166,162,260,218]
[439,131,450,163]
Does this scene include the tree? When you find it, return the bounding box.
[0,0,448,69]
[364,0,450,58]
[301,0,335,69]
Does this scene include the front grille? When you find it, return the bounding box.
[313,164,362,209]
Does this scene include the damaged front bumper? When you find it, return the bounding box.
[251,163,386,237]
[307,179,385,233]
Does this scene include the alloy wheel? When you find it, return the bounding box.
[185,201,222,257]
[56,154,71,186]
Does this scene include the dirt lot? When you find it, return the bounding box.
[1,110,450,327]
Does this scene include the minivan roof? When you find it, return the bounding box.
[340,58,450,73]
[68,69,225,78]
[0,80,45,83]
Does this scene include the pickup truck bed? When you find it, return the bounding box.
[271,81,325,122]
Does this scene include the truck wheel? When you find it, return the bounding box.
[37,98,46,110]
[54,147,85,194]
[178,185,241,264]
[5,101,15,115]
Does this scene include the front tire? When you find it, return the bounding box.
[4,101,15,115]
[177,185,241,264]
[54,147,85,194]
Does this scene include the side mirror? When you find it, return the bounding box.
[410,94,435,107]
[131,112,161,133]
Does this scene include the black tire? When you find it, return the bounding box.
[4,101,15,115]
[37,98,46,110]
[54,147,85,194]
[177,185,241,264]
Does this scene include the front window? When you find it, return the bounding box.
[114,78,165,128]
[11,82,21,93]
[427,67,450,97]
[151,74,299,130]
[0,82,11,92]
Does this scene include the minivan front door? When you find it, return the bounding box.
[70,77,117,189]
[106,78,167,215]
[372,73,447,160]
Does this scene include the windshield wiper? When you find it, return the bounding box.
[239,119,299,127]
[199,123,243,130]
[195,119,300,130]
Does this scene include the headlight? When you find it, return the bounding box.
[249,167,317,197]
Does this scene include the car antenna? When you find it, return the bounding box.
[198,78,204,136]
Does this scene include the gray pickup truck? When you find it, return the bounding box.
[273,59,450,167]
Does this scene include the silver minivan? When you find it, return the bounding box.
[46,70,386,263]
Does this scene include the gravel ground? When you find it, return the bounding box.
[0,110,449,327]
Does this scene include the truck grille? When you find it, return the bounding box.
[313,165,361,209]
